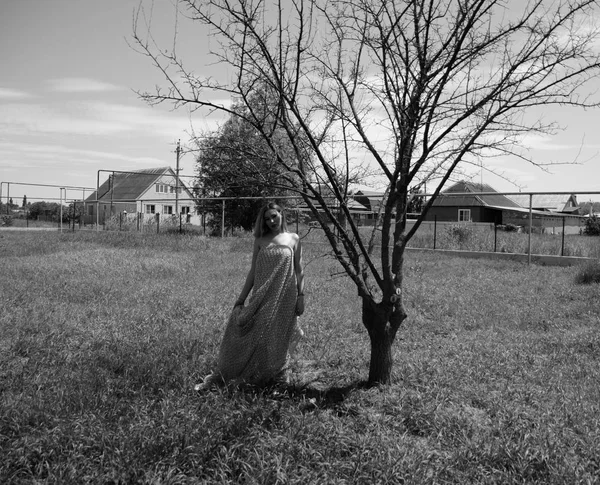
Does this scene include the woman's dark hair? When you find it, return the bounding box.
[253,202,288,238]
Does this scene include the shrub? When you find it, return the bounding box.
[583,215,600,236]
[498,223,520,232]
[575,260,600,284]
[1,215,14,227]
[446,224,473,244]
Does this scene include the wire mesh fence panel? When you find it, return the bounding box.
[2,188,599,259]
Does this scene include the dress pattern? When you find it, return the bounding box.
[213,244,300,386]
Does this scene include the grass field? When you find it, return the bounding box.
[1,229,600,483]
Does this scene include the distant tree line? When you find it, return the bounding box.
[0,200,81,223]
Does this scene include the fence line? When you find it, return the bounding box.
[2,188,598,262]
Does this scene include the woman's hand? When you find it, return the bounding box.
[295,294,305,316]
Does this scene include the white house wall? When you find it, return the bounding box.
[138,175,197,216]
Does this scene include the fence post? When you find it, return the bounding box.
[180,213,183,234]
[433,215,437,250]
[494,223,497,252]
[528,194,533,265]
[221,200,225,238]
[119,212,123,231]
[156,213,160,234]
[561,217,565,256]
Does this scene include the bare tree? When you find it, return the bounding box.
[133,0,600,385]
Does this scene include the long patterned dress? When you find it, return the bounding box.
[209,244,300,386]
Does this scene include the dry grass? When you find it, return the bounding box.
[1,229,599,483]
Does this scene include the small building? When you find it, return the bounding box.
[425,181,521,224]
[424,181,584,233]
[508,194,581,215]
[351,189,386,224]
[82,167,197,225]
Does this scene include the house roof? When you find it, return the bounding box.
[432,181,521,208]
[508,194,578,212]
[86,167,180,202]
[352,189,386,212]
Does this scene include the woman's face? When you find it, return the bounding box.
[264,209,282,233]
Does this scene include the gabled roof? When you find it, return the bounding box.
[352,189,385,213]
[508,194,578,212]
[86,167,178,202]
[432,181,521,208]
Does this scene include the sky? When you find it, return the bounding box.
[1,0,599,206]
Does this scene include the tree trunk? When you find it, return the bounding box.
[362,298,406,386]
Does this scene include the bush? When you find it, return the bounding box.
[446,224,473,244]
[583,215,600,236]
[575,260,600,284]
[498,223,520,232]
[1,215,14,227]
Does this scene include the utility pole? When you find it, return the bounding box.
[175,139,181,216]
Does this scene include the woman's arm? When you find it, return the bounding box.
[235,238,260,306]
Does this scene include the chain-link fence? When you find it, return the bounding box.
[2,188,599,259]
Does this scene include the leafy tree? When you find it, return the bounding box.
[194,92,303,232]
[584,215,600,236]
[66,202,83,224]
[407,187,424,215]
[28,201,64,221]
[22,195,27,208]
[579,201,600,216]
[28,201,47,220]
[135,0,600,385]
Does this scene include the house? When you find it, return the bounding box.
[351,189,386,224]
[424,181,521,224]
[82,167,197,225]
[508,194,581,215]
[293,183,374,225]
[423,180,585,233]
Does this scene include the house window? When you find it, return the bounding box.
[458,209,471,222]
[146,205,156,214]
[180,206,190,214]
[163,205,173,215]
[156,184,160,192]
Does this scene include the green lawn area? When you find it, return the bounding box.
[1,230,599,483]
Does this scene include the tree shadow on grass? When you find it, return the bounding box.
[196,360,371,415]
[225,362,369,415]
[274,381,367,415]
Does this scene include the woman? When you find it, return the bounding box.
[196,202,305,390]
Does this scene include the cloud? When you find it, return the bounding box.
[519,133,575,151]
[0,141,170,188]
[0,88,32,99]
[0,140,164,164]
[0,102,129,136]
[0,99,205,139]
[46,77,123,93]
